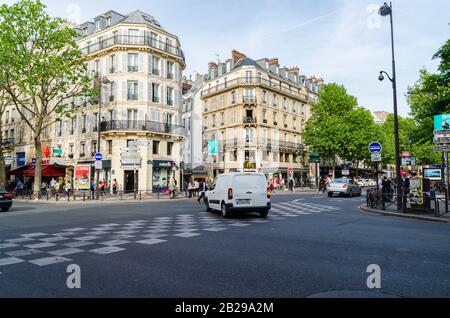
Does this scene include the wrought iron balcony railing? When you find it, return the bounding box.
[80,35,185,61]
[100,120,183,135]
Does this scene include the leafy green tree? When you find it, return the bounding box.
[304,83,377,177]
[0,90,12,189]
[0,0,95,195]
[407,31,450,146]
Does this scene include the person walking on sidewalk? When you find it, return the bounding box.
[197,180,208,204]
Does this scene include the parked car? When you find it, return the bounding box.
[357,179,366,187]
[328,178,362,197]
[0,189,13,212]
[205,172,271,218]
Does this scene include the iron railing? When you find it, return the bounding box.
[100,120,182,134]
[80,35,185,61]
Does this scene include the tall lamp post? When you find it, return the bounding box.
[94,74,112,200]
[378,2,402,210]
[309,150,320,190]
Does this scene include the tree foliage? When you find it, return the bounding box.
[0,0,95,194]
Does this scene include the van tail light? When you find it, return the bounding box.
[4,194,12,200]
[228,188,233,200]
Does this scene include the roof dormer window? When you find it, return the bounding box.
[106,17,111,27]
[95,19,101,32]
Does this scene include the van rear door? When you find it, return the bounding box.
[231,174,268,207]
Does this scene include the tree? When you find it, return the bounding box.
[407,31,450,146]
[0,0,95,195]
[0,90,12,189]
[304,83,378,177]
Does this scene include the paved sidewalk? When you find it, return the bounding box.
[360,204,450,223]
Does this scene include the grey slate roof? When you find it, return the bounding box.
[121,10,166,31]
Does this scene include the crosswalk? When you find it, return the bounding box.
[270,200,341,218]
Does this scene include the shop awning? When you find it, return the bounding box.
[8,164,34,176]
[22,164,66,177]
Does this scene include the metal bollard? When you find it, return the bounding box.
[120,191,123,200]
[56,193,59,202]
[139,191,142,201]
[83,192,86,201]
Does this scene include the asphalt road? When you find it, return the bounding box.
[0,191,449,298]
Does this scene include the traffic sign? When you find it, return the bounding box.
[434,145,450,152]
[120,152,141,159]
[371,153,382,162]
[369,142,382,154]
[120,147,138,152]
[288,168,293,174]
[94,161,103,170]
[94,153,103,161]
[121,158,141,165]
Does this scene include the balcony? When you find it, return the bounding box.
[243,117,257,125]
[128,65,138,72]
[80,35,185,61]
[1,138,14,148]
[152,69,160,76]
[128,93,138,101]
[100,120,183,135]
[201,77,309,102]
[167,73,174,80]
[167,99,174,106]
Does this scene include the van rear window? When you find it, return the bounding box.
[233,175,266,188]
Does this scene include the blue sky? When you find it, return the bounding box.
[1,0,449,116]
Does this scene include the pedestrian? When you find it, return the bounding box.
[188,181,194,198]
[289,178,294,193]
[90,178,96,199]
[197,180,208,204]
[112,179,118,195]
[169,178,177,199]
[194,180,200,197]
[64,181,72,197]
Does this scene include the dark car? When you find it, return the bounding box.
[0,189,13,212]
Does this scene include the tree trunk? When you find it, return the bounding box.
[0,130,5,189]
[356,162,360,177]
[34,137,42,198]
[332,157,336,179]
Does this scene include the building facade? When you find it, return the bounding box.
[200,50,323,184]
[181,74,208,182]
[2,10,186,193]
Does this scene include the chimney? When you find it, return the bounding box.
[208,61,218,69]
[316,77,324,85]
[232,49,246,64]
[287,66,300,76]
[268,58,279,66]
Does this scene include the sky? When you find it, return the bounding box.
[1,0,449,116]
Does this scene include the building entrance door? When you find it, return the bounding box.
[124,170,138,193]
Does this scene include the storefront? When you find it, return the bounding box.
[152,160,174,193]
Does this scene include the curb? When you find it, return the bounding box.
[13,198,194,205]
[359,205,450,224]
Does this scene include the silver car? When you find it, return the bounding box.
[328,178,362,197]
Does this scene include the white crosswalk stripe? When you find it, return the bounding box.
[271,201,341,216]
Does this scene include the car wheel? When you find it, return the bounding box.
[1,207,10,212]
[205,199,212,212]
[328,192,333,197]
[260,209,269,218]
[221,203,231,218]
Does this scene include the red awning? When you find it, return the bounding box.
[22,165,66,177]
[7,164,34,176]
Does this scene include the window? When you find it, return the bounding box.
[152,56,160,75]
[128,53,138,72]
[82,115,87,133]
[166,87,173,105]
[80,142,86,156]
[231,91,236,104]
[263,109,267,122]
[245,71,252,83]
[128,29,139,44]
[152,83,160,102]
[166,61,174,79]
[107,140,113,154]
[69,144,74,155]
[106,17,111,27]
[153,141,160,155]
[273,112,278,125]
[127,109,138,129]
[95,19,101,32]
[109,55,116,73]
[167,142,173,156]
[127,81,138,100]
[272,94,277,106]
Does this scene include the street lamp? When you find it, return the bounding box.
[309,150,320,190]
[93,74,112,199]
[378,2,402,210]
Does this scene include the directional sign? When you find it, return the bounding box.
[120,147,138,152]
[121,159,141,165]
[434,137,450,144]
[369,142,383,154]
[128,141,151,147]
[94,153,103,161]
[120,152,141,159]
[434,145,450,152]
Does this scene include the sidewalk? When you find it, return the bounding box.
[359,204,450,223]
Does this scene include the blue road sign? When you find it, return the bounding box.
[95,153,103,161]
[369,142,382,154]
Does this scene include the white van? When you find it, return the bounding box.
[205,172,271,218]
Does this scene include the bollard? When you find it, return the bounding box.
[139,191,142,201]
[120,191,123,200]
[56,193,59,202]
[157,191,160,200]
[83,192,86,202]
